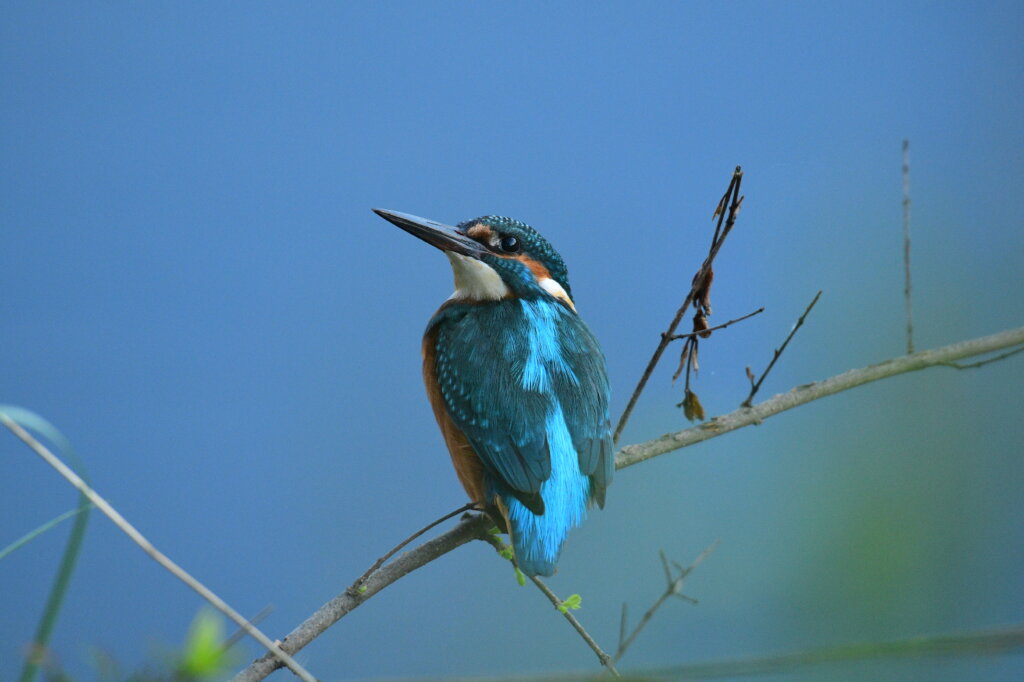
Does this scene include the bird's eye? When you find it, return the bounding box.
[499,235,520,253]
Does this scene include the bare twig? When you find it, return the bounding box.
[902,139,914,354]
[529,576,621,678]
[348,502,478,594]
[0,413,319,682]
[232,325,1024,682]
[613,167,744,443]
[615,542,718,662]
[667,308,764,343]
[741,291,822,407]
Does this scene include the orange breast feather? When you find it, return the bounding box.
[422,328,486,505]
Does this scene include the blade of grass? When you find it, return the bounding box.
[0,405,92,682]
[0,503,93,562]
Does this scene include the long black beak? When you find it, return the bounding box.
[373,209,487,258]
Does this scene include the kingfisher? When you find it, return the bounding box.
[373,209,613,577]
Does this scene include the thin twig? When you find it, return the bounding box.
[667,308,764,342]
[613,167,744,443]
[942,344,1024,370]
[618,603,628,659]
[476,529,620,677]
[348,502,478,593]
[670,308,765,385]
[741,291,822,407]
[615,542,718,662]
[902,139,914,354]
[232,325,1024,682]
[528,576,621,678]
[0,414,319,682]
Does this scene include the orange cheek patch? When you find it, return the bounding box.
[514,254,552,280]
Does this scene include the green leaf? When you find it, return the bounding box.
[514,566,526,586]
[176,608,236,679]
[558,593,582,613]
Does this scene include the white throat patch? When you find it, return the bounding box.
[446,252,510,301]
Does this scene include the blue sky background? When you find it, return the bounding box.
[2,2,1023,680]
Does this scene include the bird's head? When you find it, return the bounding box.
[373,209,576,310]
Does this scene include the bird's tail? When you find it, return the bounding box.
[492,498,553,577]
[500,493,589,578]
[511,528,557,577]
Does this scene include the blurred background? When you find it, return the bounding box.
[2,2,1022,680]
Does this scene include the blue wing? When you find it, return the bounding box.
[427,297,613,514]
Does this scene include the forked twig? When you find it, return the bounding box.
[0,414,318,682]
[741,291,822,408]
[615,542,718,662]
[613,167,745,443]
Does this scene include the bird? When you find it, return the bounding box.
[373,208,613,577]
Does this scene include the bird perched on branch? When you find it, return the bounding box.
[373,209,613,577]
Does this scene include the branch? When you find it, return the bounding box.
[233,514,493,682]
[0,414,319,682]
[618,325,1024,469]
[231,324,1024,681]
[741,290,822,407]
